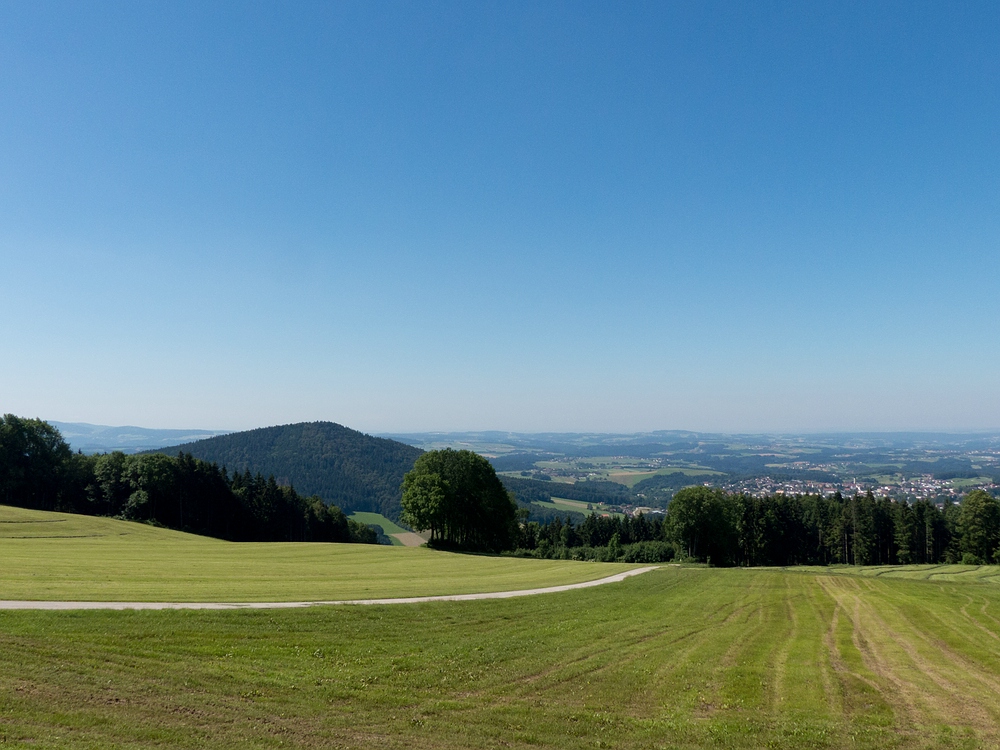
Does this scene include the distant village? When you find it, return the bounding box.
[607,474,1000,520]
[716,474,999,504]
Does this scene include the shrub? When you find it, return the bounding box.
[622,541,675,563]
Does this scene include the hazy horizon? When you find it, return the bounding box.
[47,419,1000,440]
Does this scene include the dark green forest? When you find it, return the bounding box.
[513,485,1000,567]
[156,421,423,519]
[0,415,378,544]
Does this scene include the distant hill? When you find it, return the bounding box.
[157,422,422,519]
[51,421,231,454]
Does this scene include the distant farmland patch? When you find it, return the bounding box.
[547,497,624,517]
[609,466,724,487]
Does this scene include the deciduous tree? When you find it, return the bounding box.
[401,449,517,552]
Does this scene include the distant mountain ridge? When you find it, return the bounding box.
[157,422,422,519]
[51,421,231,454]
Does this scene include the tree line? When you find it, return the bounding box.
[0,415,379,544]
[511,485,1000,566]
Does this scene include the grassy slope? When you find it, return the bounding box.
[348,511,406,546]
[0,505,636,601]
[348,511,409,535]
[3,567,1000,748]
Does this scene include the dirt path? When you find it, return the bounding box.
[0,566,659,611]
[390,532,426,547]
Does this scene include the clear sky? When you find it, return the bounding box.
[2,1,998,433]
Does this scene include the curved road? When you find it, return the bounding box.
[0,566,659,611]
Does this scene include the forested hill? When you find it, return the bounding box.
[157,422,422,518]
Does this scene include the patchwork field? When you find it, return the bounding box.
[532,496,624,518]
[608,466,725,487]
[0,506,636,601]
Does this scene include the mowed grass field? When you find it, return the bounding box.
[6,505,1000,748]
[794,564,1000,584]
[4,567,1000,748]
[0,505,636,601]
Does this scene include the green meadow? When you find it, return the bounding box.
[0,506,635,601]
[347,512,408,536]
[348,511,409,545]
[4,566,1000,748]
[5,505,1000,748]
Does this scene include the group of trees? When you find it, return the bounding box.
[0,415,378,544]
[666,486,959,567]
[512,485,1000,566]
[401,449,519,552]
[514,511,672,562]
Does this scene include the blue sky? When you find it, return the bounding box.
[2,1,998,433]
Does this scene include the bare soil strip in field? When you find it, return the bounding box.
[0,566,658,611]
